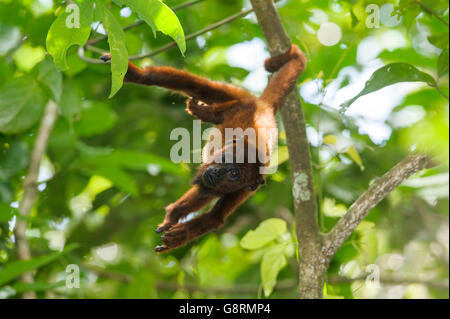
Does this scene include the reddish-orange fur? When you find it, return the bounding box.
[107,44,306,252]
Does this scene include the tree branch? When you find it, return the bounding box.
[156,280,297,295]
[81,262,296,294]
[249,0,322,299]
[80,4,267,64]
[128,7,256,60]
[14,101,59,299]
[321,154,433,265]
[81,263,133,284]
[81,262,450,294]
[413,0,449,27]
[81,263,297,294]
[328,275,449,290]
[86,0,207,46]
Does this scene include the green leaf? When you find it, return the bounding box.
[0,140,29,181]
[428,32,449,49]
[97,1,128,98]
[379,48,436,69]
[92,165,139,196]
[350,9,359,28]
[74,103,117,137]
[340,63,437,112]
[12,280,66,294]
[12,44,45,72]
[106,149,186,175]
[0,244,77,286]
[261,245,287,297]
[0,24,21,56]
[46,0,94,70]
[346,146,364,171]
[438,47,449,78]
[116,0,185,55]
[60,79,82,126]
[0,203,15,223]
[0,58,13,87]
[0,181,13,203]
[240,218,287,250]
[32,57,63,103]
[323,135,337,145]
[0,77,46,134]
[268,145,289,170]
[78,144,186,176]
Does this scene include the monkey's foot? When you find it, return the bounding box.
[100,53,111,62]
[185,98,209,115]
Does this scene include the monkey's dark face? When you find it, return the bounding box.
[194,144,265,194]
[197,162,263,194]
[201,163,242,188]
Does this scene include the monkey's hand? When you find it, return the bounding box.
[155,203,180,233]
[155,213,222,253]
[155,185,215,234]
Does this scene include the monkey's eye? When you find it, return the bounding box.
[226,166,241,181]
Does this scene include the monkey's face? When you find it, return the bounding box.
[194,143,265,194]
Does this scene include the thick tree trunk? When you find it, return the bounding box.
[249,0,323,298]
[248,0,433,299]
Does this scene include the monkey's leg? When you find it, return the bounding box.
[260,45,306,113]
[185,98,240,124]
[156,190,251,252]
[100,54,253,104]
[156,185,214,233]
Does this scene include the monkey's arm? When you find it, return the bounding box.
[156,185,215,233]
[260,45,306,113]
[185,98,241,124]
[156,190,251,252]
[124,61,253,104]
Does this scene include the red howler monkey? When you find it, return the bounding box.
[100,44,306,252]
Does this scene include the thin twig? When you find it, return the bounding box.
[81,262,296,294]
[414,0,449,27]
[80,263,133,283]
[328,275,449,290]
[80,262,449,293]
[86,0,207,46]
[321,154,433,266]
[80,7,257,64]
[156,280,296,295]
[129,7,254,60]
[14,101,59,299]
[433,84,449,100]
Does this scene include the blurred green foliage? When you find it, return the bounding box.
[0,0,448,299]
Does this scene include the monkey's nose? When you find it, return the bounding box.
[202,165,223,188]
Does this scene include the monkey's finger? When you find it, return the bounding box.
[155,224,172,233]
